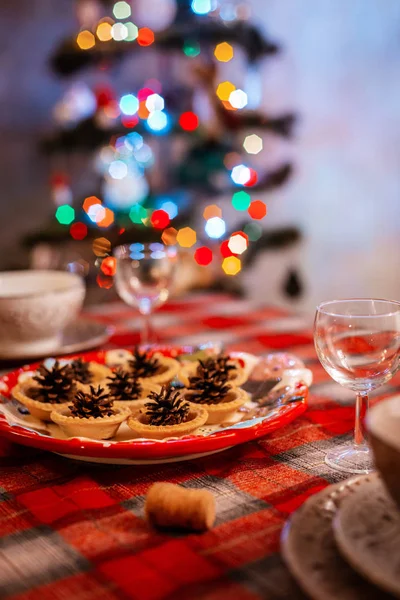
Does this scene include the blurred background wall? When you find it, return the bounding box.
[0,0,399,313]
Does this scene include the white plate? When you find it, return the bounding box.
[281,475,393,600]
[333,473,400,597]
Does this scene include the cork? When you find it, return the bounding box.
[145,482,216,532]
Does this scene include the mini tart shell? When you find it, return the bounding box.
[128,353,181,385]
[86,362,113,385]
[179,359,248,388]
[184,388,249,425]
[127,404,208,440]
[105,380,161,413]
[12,381,71,421]
[50,405,130,440]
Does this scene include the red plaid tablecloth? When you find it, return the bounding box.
[1,293,399,600]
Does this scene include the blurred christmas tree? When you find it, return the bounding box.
[27,0,301,295]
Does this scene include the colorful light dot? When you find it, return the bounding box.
[70,222,88,240]
[151,209,170,229]
[161,227,178,245]
[113,1,131,19]
[244,168,258,187]
[124,22,138,41]
[121,115,139,128]
[97,207,115,228]
[88,204,106,223]
[109,160,128,179]
[224,152,241,169]
[183,41,200,57]
[119,94,139,115]
[243,222,262,241]
[216,81,236,101]
[137,27,154,46]
[222,256,241,276]
[228,232,248,255]
[77,30,95,50]
[145,93,164,112]
[231,164,251,185]
[229,89,248,109]
[100,256,117,276]
[194,246,213,266]
[243,134,263,154]
[111,22,128,41]
[96,21,113,42]
[220,240,236,258]
[56,205,75,225]
[161,201,178,219]
[179,111,199,131]
[176,227,197,248]
[248,200,267,220]
[214,42,234,62]
[232,191,251,211]
[147,110,168,132]
[129,204,147,224]
[191,0,212,15]
[93,237,111,256]
[203,204,222,220]
[205,216,226,239]
[96,274,114,289]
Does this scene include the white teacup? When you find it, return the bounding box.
[0,270,85,358]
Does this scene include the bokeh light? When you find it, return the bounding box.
[56,205,75,225]
[176,227,197,248]
[96,21,113,41]
[228,232,248,255]
[244,168,258,187]
[88,204,106,223]
[137,27,155,46]
[194,246,213,266]
[77,30,95,50]
[151,209,170,229]
[119,94,139,115]
[112,22,128,41]
[248,200,267,219]
[232,190,251,211]
[100,256,117,276]
[243,222,262,241]
[243,134,263,154]
[109,160,128,179]
[222,256,241,275]
[161,227,178,245]
[124,22,138,41]
[96,274,114,289]
[191,0,212,14]
[93,237,111,256]
[183,41,200,57]
[160,200,178,218]
[113,1,131,19]
[203,204,222,220]
[214,42,233,62]
[229,89,248,109]
[231,164,251,185]
[220,239,236,258]
[145,93,164,112]
[205,216,226,239]
[97,207,115,228]
[179,112,199,131]
[129,204,147,223]
[216,81,236,101]
[70,222,88,240]
[147,110,168,132]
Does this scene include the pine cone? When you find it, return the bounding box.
[107,369,142,401]
[204,355,236,381]
[128,348,160,378]
[188,360,232,404]
[69,358,93,384]
[69,385,115,418]
[31,360,75,403]
[145,386,190,426]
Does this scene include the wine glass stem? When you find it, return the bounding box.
[141,312,151,346]
[354,392,369,446]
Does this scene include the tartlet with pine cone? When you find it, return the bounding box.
[106,348,180,385]
[12,361,76,421]
[68,357,112,386]
[127,385,208,440]
[179,354,248,388]
[102,368,161,412]
[183,361,249,424]
[51,385,130,440]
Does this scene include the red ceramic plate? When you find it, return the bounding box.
[0,348,310,464]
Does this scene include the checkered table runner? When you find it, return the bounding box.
[1,293,399,600]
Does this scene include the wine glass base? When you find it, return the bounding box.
[325,443,374,475]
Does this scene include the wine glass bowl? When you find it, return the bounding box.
[314,299,400,474]
[114,243,177,344]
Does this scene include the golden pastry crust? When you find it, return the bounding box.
[185,387,248,425]
[12,381,70,421]
[50,405,130,440]
[107,380,161,413]
[127,404,208,440]
[130,353,181,385]
[179,358,247,388]
[87,362,113,384]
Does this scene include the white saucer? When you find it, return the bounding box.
[333,473,400,598]
[0,318,112,361]
[281,475,394,600]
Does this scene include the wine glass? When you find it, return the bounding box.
[114,243,177,345]
[314,299,400,474]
